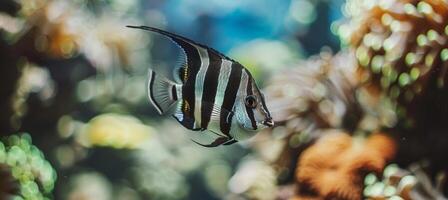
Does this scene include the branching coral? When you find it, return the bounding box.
[0,133,57,199]
[294,132,396,200]
[341,0,448,126]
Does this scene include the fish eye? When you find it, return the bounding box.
[245,95,257,108]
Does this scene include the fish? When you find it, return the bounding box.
[127,25,274,147]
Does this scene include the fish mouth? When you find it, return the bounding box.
[262,118,274,127]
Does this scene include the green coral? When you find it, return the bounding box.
[0,133,57,200]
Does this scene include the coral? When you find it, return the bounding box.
[77,113,153,149]
[228,158,277,200]
[66,172,112,200]
[256,52,367,182]
[255,51,399,183]
[0,164,20,199]
[294,132,396,200]
[337,0,448,179]
[265,52,361,133]
[364,164,417,200]
[0,133,57,199]
[341,0,448,127]
[364,163,448,200]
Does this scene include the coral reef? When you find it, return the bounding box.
[343,0,448,123]
[340,0,448,173]
[255,52,364,182]
[364,163,448,200]
[2,0,448,199]
[77,113,153,149]
[0,164,20,198]
[294,132,395,200]
[228,158,277,200]
[0,133,57,199]
[241,0,448,199]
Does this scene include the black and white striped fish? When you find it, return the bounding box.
[127,26,274,147]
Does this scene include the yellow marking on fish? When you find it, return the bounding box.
[183,100,190,113]
[184,65,188,81]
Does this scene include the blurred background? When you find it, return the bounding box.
[1,0,448,199]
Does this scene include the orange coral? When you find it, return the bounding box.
[294,132,396,200]
[256,53,364,180]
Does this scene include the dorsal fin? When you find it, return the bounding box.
[127,26,224,55]
[126,25,245,84]
[127,25,203,83]
[126,25,238,62]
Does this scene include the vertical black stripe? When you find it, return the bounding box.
[245,75,257,130]
[201,50,222,129]
[220,63,243,135]
[171,85,177,101]
[180,44,202,129]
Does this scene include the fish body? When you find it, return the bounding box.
[127,26,273,147]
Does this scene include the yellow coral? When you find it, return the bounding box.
[78,113,153,149]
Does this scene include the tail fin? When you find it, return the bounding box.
[147,70,180,114]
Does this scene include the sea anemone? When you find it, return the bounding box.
[364,163,448,199]
[254,50,401,184]
[254,52,366,182]
[337,0,448,179]
[294,131,396,200]
[340,0,448,126]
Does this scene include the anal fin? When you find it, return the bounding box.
[223,139,237,146]
[191,136,231,148]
